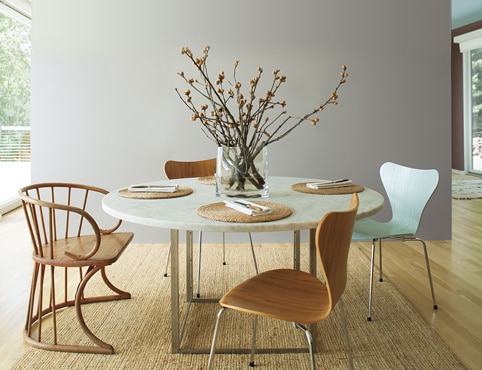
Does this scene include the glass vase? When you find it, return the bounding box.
[216,146,269,198]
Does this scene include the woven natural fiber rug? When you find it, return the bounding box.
[452,179,482,199]
[11,244,463,370]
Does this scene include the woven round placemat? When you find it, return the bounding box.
[292,182,364,195]
[197,201,292,223]
[198,176,216,185]
[118,186,193,199]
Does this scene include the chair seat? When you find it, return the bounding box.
[352,218,415,241]
[33,232,134,267]
[220,269,330,324]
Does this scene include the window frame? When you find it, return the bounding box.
[0,0,31,216]
[454,28,482,174]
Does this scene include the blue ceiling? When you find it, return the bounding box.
[452,0,482,29]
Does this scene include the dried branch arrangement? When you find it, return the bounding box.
[176,45,348,155]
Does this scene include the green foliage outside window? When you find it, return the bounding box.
[0,12,31,161]
[472,48,482,134]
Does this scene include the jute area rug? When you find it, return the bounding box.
[11,243,463,370]
[452,179,482,199]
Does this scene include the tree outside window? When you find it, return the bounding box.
[0,10,31,212]
[471,48,482,172]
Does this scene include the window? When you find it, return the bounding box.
[0,1,31,215]
[454,29,482,174]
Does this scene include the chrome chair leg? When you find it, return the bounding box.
[368,236,438,322]
[294,323,316,370]
[163,243,171,277]
[196,231,203,298]
[248,232,259,274]
[197,232,258,298]
[378,238,383,281]
[222,232,226,265]
[249,315,258,367]
[418,238,438,310]
[368,239,377,321]
[207,307,226,370]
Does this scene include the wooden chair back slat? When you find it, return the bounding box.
[164,158,216,179]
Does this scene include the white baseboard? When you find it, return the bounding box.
[0,198,21,217]
[452,168,467,175]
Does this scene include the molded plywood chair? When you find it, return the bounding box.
[164,158,259,298]
[18,183,134,353]
[164,158,217,181]
[207,194,359,370]
[351,162,439,321]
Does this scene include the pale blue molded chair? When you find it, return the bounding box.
[351,162,439,321]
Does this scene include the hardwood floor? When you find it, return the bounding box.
[1,184,481,369]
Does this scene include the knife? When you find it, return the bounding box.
[233,200,264,212]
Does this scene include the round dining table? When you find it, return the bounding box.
[102,176,384,353]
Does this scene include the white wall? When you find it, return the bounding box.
[30,0,452,243]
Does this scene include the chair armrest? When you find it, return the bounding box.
[19,183,125,261]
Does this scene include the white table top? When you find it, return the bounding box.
[102,176,384,233]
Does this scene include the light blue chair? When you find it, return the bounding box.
[352,162,439,321]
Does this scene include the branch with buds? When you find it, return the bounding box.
[176,46,347,153]
[175,46,348,191]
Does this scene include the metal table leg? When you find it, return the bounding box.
[308,229,318,343]
[171,228,317,354]
[170,229,180,353]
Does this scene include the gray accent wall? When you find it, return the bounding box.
[30,0,452,243]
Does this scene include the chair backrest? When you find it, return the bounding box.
[18,182,122,261]
[316,193,358,310]
[380,162,439,234]
[164,158,216,179]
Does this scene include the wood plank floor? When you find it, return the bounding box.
[1,180,481,369]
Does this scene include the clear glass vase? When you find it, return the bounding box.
[215,146,269,198]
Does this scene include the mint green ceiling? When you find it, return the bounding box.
[452,0,482,29]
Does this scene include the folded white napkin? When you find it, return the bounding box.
[128,184,179,193]
[306,179,352,189]
[224,200,272,216]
